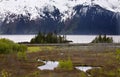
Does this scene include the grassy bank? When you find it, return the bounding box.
[0,45,120,77]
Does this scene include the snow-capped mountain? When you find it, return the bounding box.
[0,0,120,21]
[0,0,120,34]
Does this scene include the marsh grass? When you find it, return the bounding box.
[17,51,27,60]
[27,46,56,53]
[28,47,41,53]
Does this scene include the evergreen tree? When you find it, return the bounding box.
[30,32,71,44]
[92,35,113,43]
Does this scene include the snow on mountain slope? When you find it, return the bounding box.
[0,0,120,21]
[93,0,120,12]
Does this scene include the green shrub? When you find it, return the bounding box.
[0,42,12,54]
[0,38,27,54]
[58,59,73,70]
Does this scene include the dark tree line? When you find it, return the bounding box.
[30,32,72,44]
[92,35,113,43]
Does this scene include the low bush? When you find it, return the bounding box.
[0,38,27,54]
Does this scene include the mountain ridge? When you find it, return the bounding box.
[0,0,120,21]
[0,0,120,34]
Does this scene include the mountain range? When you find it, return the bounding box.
[0,0,120,35]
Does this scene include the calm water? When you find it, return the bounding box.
[37,60,99,72]
[0,35,120,43]
[38,61,59,70]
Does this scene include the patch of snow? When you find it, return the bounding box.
[93,0,120,12]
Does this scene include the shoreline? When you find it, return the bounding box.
[24,43,120,52]
[23,43,120,46]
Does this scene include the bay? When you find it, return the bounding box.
[0,35,120,43]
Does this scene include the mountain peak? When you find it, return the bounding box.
[0,0,119,34]
[0,0,120,21]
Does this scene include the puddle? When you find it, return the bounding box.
[75,66,100,72]
[75,66,92,72]
[38,60,100,72]
[38,61,59,70]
